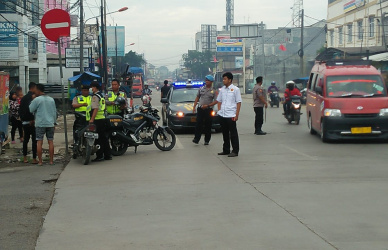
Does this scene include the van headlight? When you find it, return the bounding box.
[379,108,388,116]
[324,109,342,117]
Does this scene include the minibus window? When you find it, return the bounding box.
[326,75,386,97]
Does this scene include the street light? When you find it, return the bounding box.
[80,6,128,74]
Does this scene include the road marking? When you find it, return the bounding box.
[175,136,184,149]
[46,22,69,29]
[280,144,317,160]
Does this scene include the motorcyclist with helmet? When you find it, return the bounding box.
[105,79,127,117]
[267,81,279,93]
[72,85,92,145]
[283,80,301,116]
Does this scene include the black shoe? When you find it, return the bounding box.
[92,157,104,162]
[104,156,112,160]
[204,142,209,145]
[255,131,267,135]
[192,139,199,144]
[228,152,239,157]
[218,152,230,155]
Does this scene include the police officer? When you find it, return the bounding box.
[72,85,92,144]
[106,79,127,117]
[192,75,217,145]
[88,81,112,162]
[253,76,268,135]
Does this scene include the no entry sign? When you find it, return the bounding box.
[41,9,70,41]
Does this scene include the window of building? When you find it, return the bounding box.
[369,16,375,37]
[357,20,363,40]
[330,30,334,46]
[347,24,353,43]
[0,0,17,13]
[338,27,343,44]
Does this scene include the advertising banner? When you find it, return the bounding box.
[235,56,243,68]
[0,72,10,136]
[0,22,19,61]
[216,36,243,52]
[344,0,365,13]
[106,26,125,57]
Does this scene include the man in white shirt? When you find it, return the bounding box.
[207,72,242,157]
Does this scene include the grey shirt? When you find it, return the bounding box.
[197,86,216,106]
[253,84,266,107]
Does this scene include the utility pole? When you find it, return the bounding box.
[79,0,84,73]
[242,38,246,94]
[261,21,265,78]
[115,25,118,78]
[299,9,304,76]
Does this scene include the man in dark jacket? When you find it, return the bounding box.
[19,82,38,164]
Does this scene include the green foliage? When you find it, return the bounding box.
[182,50,214,79]
[121,50,145,67]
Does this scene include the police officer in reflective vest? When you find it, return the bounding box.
[88,81,112,162]
[72,85,92,144]
[106,79,127,117]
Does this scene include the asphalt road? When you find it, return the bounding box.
[24,95,388,249]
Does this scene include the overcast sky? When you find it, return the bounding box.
[83,0,328,70]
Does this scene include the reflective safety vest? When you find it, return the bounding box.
[106,91,125,114]
[74,95,92,112]
[86,92,106,121]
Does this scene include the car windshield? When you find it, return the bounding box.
[326,75,387,97]
[170,88,198,103]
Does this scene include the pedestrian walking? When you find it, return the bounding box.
[19,82,38,164]
[88,81,111,162]
[253,76,268,135]
[160,80,170,99]
[29,84,57,166]
[213,72,242,157]
[9,91,23,143]
[192,75,217,145]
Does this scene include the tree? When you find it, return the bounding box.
[113,50,145,77]
[182,50,214,79]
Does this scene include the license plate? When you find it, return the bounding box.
[84,132,99,139]
[351,127,372,134]
[191,117,196,122]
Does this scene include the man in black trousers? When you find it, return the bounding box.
[253,76,268,135]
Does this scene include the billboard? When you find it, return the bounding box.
[344,0,365,13]
[0,22,19,61]
[216,36,243,52]
[106,26,125,57]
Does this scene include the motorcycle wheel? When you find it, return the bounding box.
[153,127,176,151]
[294,112,300,125]
[110,137,128,156]
[83,143,91,165]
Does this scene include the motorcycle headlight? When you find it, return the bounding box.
[379,108,388,116]
[293,104,301,109]
[324,109,342,117]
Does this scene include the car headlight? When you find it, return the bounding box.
[323,109,342,117]
[379,108,388,116]
[171,111,184,117]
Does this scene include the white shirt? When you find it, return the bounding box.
[216,84,242,118]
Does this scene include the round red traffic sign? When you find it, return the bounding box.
[41,9,70,41]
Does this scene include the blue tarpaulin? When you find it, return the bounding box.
[127,67,143,74]
[68,71,101,82]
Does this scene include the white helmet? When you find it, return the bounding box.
[142,95,151,105]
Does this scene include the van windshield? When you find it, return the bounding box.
[326,75,386,97]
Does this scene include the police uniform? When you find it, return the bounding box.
[253,84,266,134]
[193,86,216,143]
[87,91,111,160]
[72,91,92,143]
[106,90,126,116]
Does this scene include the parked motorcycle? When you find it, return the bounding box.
[108,104,176,156]
[269,91,280,108]
[284,96,302,125]
[72,112,99,165]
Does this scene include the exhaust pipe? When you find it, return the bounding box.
[111,131,138,145]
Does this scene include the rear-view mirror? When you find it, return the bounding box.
[315,86,323,96]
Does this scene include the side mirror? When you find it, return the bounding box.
[161,98,168,103]
[315,86,323,96]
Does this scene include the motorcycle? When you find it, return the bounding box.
[284,96,302,125]
[72,112,99,165]
[269,91,280,108]
[107,104,176,156]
